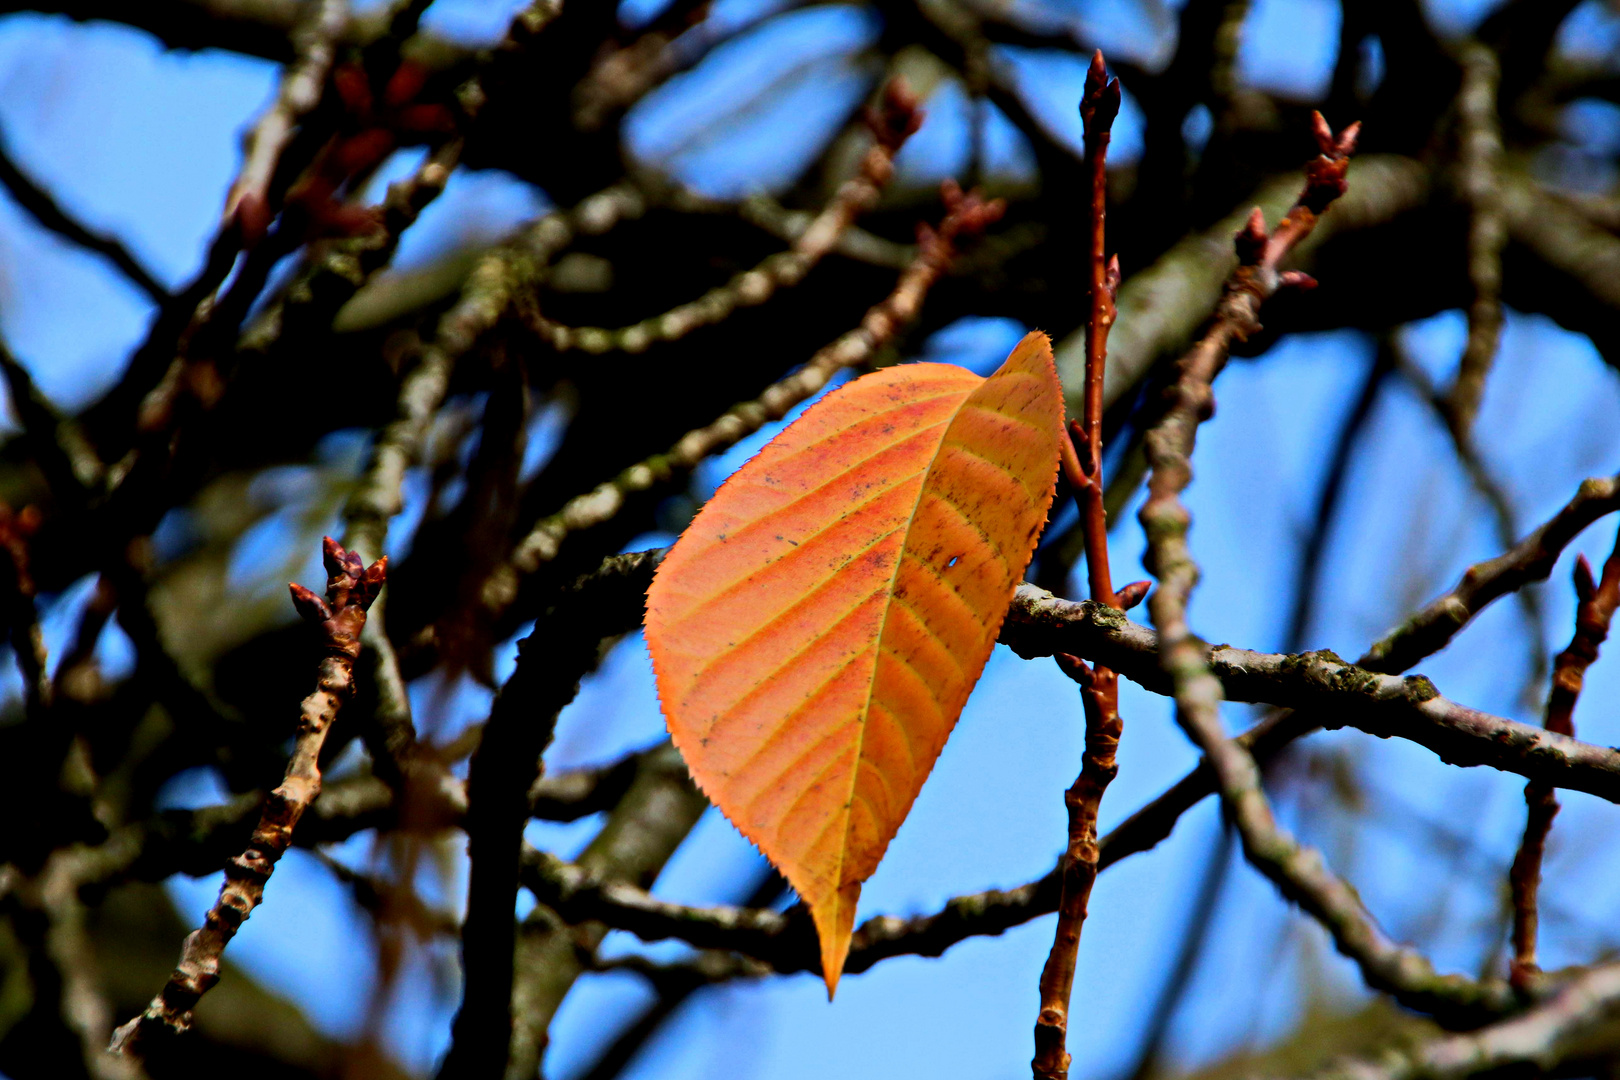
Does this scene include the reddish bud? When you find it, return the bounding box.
[330,128,398,177]
[866,78,923,151]
[232,191,272,248]
[1235,208,1268,265]
[1115,580,1151,610]
[394,103,458,135]
[384,60,429,108]
[333,64,374,117]
[1574,554,1596,603]
[1105,253,1121,298]
[361,555,389,600]
[1310,110,1334,155]
[1336,121,1362,158]
[289,582,332,624]
[1279,270,1318,291]
[1086,50,1107,94]
[1079,51,1121,139]
[321,536,350,579]
[308,202,386,240]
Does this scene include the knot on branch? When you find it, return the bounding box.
[288,537,387,663]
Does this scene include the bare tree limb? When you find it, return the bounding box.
[0,123,167,304]
[109,540,384,1060]
[1509,525,1620,985]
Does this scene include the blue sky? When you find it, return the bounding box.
[2,1,1619,1078]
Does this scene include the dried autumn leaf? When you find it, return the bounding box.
[645,331,1063,994]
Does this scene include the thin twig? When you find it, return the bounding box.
[1034,49,1128,1080]
[1509,525,1620,985]
[1361,473,1620,675]
[109,539,384,1059]
[0,123,168,303]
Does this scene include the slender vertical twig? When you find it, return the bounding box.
[1033,51,1145,1080]
[1509,526,1620,985]
[109,538,385,1061]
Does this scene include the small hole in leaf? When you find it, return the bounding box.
[946,556,959,569]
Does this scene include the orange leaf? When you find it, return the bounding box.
[644,331,1063,995]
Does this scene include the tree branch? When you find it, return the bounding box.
[1034,49,1127,1080]
[0,122,167,304]
[1509,524,1620,985]
[108,539,384,1060]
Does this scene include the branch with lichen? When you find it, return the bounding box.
[1130,113,1528,1024]
[109,538,384,1059]
[1289,960,1620,1080]
[1003,586,1620,809]
[1509,525,1620,985]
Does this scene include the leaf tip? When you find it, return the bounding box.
[814,881,862,1000]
